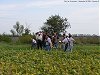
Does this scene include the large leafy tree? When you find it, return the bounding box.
[41,15,71,34]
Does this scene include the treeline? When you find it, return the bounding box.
[0,33,99,45]
[0,15,99,45]
[0,34,34,44]
[73,36,99,44]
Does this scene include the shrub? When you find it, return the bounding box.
[18,35,33,44]
[0,35,12,43]
[74,36,100,45]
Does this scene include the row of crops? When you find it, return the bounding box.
[0,43,100,75]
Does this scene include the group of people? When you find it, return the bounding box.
[31,31,75,52]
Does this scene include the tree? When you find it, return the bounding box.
[10,29,16,36]
[24,27,30,35]
[41,15,71,35]
[23,23,31,35]
[13,21,24,36]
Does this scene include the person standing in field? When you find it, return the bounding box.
[68,33,75,52]
[31,37,37,49]
[42,32,46,49]
[61,33,66,50]
[52,32,59,49]
[62,34,69,52]
[45,35,52,51]
[36,32,43,50]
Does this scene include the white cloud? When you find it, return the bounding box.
[0,0,64,18]
[26,0,63,8]
[0,0,64,10]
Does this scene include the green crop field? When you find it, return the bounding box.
[0,43,100,75]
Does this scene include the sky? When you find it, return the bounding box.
[0,0,99,35]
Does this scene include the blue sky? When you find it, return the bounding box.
[0,0,99,35]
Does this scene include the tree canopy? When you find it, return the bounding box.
[13,21,24,36]
[41,15,71,34]
[10,22,31,36]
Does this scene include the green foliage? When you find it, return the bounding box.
[41,15,70,34]
[0,44,99,75]
[0,35,12,43]
[24,28,31,35]
[86,36,99,44]
[17,35,32,44]
[10,29,16,36]
[74,36,100,44]
[11,21,24,36]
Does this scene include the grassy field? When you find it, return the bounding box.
[0,43,100,75]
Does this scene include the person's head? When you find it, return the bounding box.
[54,32,57,35]
[35,32,38,35]
[38,33,41,36]
[63,33,65,37]
[45,35,49,39]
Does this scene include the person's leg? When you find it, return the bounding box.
[67,44,70,51]
[42,41,45,49]
[64,43,68,52]
[55,42,58,48]
[37,40,39,49]
[33,43,36,49]
[45,45,50,51]
[45,45,48,51]
[48,45,51,51]
[47,45,51,51]
[53,43,56,48]
[53,42,58,49]
[32,43,35,49]
[38,40,42,50]
[61,43,64,50]
[70,46,73,52]
[40,40,42,50]
[64,44,67,52]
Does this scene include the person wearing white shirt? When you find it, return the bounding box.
[36,33,43,49]
[68,34,75,52]
[62,35,69,52]
[45,35,52,51]
[31,38,37,49]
